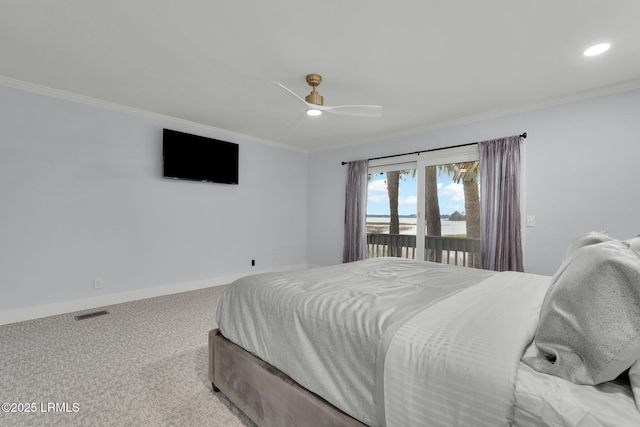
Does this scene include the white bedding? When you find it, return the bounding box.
[216,257,640,427]
[217,258,495,426]
[514,345,640,426]
[383,271,550,426]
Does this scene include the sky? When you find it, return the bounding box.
[367,170,466,216]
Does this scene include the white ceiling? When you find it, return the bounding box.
[1,1,640,152]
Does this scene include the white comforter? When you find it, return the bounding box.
[217,258,495,426]
[383,271,550,426]
[217,258,640,426]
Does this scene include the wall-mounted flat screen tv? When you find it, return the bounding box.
[163,129,239,184]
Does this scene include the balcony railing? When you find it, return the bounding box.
[367,233,481,268]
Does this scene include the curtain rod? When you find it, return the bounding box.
[341,132,527,165]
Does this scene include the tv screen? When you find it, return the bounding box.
[163,129,239,184]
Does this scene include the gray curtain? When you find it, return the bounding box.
[479,136,524,272]
[343,160,369,263]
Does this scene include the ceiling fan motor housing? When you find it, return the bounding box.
[305,90,323,105]
[305,74,324,105]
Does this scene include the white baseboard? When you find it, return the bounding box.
[0,265,312,326]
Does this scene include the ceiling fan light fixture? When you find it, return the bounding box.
[272,73,382,118]
[583,43,610,57]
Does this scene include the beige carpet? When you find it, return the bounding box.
[0,286,256,426]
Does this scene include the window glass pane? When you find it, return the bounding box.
[424,161,481,267]
[366,169,417,259]
[364,147,481,267]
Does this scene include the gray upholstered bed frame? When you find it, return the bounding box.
[209,328,367,427]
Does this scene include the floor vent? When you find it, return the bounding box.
[75,310,109,321]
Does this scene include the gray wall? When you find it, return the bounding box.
[307,89,640,276]
[2,83,639,320]
[0,85,308,313]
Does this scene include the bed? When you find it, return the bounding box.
[209,232,640,426]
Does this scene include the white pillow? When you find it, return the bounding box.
[563,231,614,262]
[524,240,640,385]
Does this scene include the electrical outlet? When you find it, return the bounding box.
[526,215,536,227]
[251,259,255,267]
[93,278,104,290]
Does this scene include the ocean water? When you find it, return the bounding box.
[366,216,467,236]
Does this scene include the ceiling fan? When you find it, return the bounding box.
[273,74,382,117]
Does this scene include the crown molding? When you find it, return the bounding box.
[0,75,307,153]
[307,79,640,153]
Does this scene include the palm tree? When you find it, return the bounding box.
[385,170,400,235]
[424,166,442,262]
[450,161,480,240]
[449,161,481,268]
[385,170,401,256]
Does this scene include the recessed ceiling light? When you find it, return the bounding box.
[306,109,322,116]
[583,43,610,57]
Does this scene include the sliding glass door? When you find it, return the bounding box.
[365,145,481,268]
[416,145,481,265]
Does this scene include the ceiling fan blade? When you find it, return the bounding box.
[271,82,308,106]
[323,104,383,117]
[272,80,382,117]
